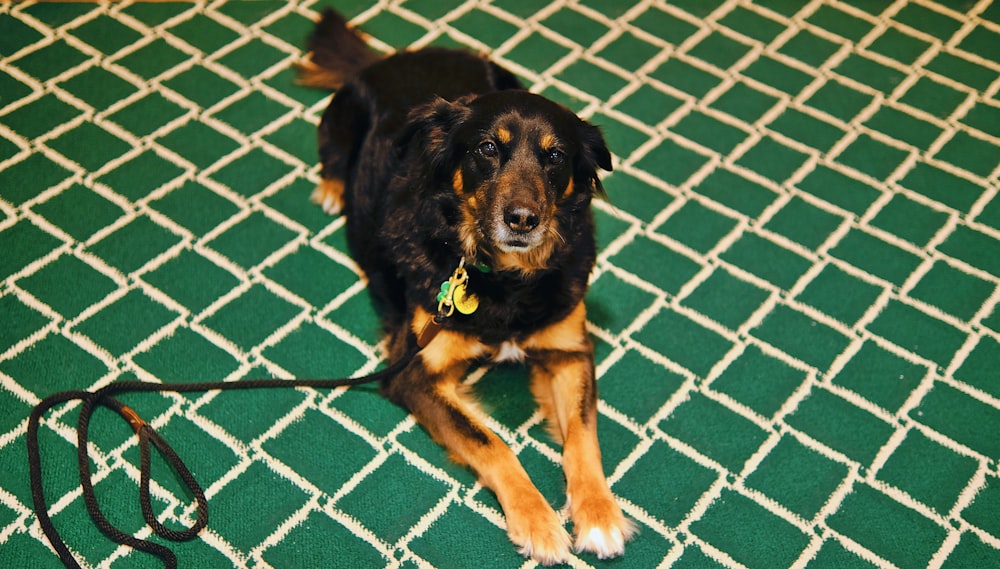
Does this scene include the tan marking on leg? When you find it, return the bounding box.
[522,301,589,354]
[434,382,570,564]
[525,302,589,445]
[400,341,571,565]
[561,397,636,558]
[310,178,345,215]
[527,302,634,559]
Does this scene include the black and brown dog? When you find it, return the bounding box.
[299,9,634,564]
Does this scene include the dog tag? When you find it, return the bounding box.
[452,282,479,315]
[436,257,481,317]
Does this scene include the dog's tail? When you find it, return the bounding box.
[297,9,379,90]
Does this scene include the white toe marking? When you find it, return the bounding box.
[517,538,570,566]
[578,526,624,559]
[322,195,336,213]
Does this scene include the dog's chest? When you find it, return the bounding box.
[492,341,527,363]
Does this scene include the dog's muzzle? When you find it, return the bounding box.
[492,202,545,252]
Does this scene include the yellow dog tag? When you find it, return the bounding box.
[452,282,479,314]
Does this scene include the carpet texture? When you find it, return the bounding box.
[2,1,1000,568]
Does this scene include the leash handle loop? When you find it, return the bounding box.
[138,422,208,542]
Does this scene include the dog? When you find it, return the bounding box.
[298,9,634,564]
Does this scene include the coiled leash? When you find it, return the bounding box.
[26,343,422,569]
[25,256,490,569]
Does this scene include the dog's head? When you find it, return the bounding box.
[399,90,612,273]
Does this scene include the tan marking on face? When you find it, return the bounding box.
[457,196,481,260]
[563,177,574,199]
[491,242,555,275]
[453,168,464,194]
[488,199,561,275]
[540,133,556,151]
[497,127,512,144]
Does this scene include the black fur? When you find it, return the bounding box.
[379,91,610,343]
[302,10,611,355]
[301,11,631,563]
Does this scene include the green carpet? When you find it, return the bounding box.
[2,0,1000,567]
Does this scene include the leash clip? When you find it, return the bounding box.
[436,257,479,317]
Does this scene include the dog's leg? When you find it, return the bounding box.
[388,317,572,565]
[312,83,368,215]
[310,177,345,214]
[526,303,635,559]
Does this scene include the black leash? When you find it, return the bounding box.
[26,343,423,569]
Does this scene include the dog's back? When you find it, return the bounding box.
[299,10,520,137]
[300,10,523,326]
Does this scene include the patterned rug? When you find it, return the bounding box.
[2,1,999,567]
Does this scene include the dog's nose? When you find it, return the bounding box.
[503,206,540,234]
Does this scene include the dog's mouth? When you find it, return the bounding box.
[500,239,530,251]
[489,216,546,253]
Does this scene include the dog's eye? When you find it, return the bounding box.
[547,149,566,166]
[478,141,498,158]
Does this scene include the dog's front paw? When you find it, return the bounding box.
[506,500,572,566]
[570,494,636,559]
[310,178,344,215]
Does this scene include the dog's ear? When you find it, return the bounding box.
[578,122,613,197]
[396,96,474,172]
